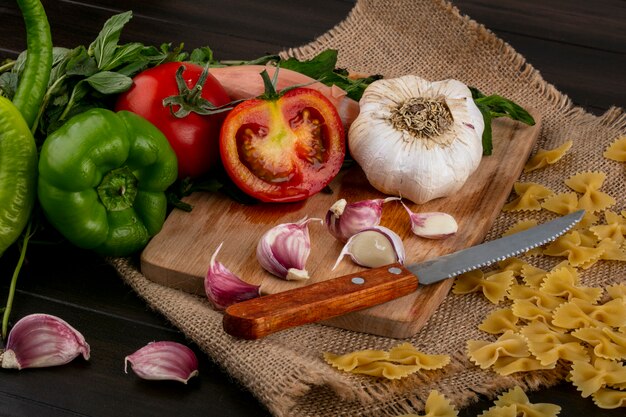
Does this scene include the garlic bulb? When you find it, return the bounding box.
[348,75,485,204]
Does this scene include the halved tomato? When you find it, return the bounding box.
[219,87,345,203]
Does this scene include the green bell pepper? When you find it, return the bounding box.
[38,108,178,257]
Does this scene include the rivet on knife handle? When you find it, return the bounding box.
[223,263,418,340]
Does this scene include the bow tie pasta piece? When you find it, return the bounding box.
[540,266,603,303]
[607,283,626,300]
[508,284,566,310]
[570,358,626,398]
[512,299,556,325]
[543,231,604,269]
[552,298,626,329]
[541,192,578,215]
[467,330,530,369]
[323,349,389,372]
[520,263,549,288]
[397,390,459,417]
[491,355,555,375]
[524,140,573,173]
[520,321,589,366]
[603,135,626,162]
[479,308,520,335]
[387,343,450,369]
[497,257,527,277]
[482,386,562,417]
[503,182,554,212]
[571,327,626,360]
[590,210,626,244]
[596,238,626,262]
[453,270,515,304]
[564,172,615,213]
[478,404,518,417]
[349,361,422,379]
[592,387,626,409]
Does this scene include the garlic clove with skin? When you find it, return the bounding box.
[205,242,260,310]
[325,197,400,242]
[402,202,458,239]
[257,217,322,281]
[333,226,405,270]
[124,341,199,384]
[1,313,90,370]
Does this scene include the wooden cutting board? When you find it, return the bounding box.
[141,112,541,338]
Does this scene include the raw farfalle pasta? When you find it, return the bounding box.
[497,257,527,277]
[592,388,626,409]
[571,327,626,360]
[492,356,555,375]
[520,321,589,366]
[480,386,562,417]
[452,270,515,304]
[570,358,626,398]
[542,231,604,269]
[502,182,554,212]
[607,283,626,300]
[541,192,579,215]
[479,308,520,334]
[323,349,388,371]
[603,135,626,162]
[512,299,555,324]
[388,343,450,369]
[324,343,450,380]
[502,220,539,237]
[540,266,603,303]
[552,298,626,329]
[520,263,549,288]
[564,171,615,213]
[590,210,626,244]
[596,238,626,262]
[397,390,459,417]
[467,331,530,369]
[349,361,422,379]
[508,284,565,310]
[524,140,573,173]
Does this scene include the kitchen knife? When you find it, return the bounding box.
[223,210,584,339]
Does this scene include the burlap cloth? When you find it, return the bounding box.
[110,0,626,415]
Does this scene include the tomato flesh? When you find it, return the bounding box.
[220,88,345,203]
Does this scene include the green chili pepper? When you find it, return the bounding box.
[0,96,37,256]
[12,0,53,129]
[38,109,178,257]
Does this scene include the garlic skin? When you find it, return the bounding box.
[325,197,400,242]
[205,243,260,310]
[333,226,405,269]
[125,341,199,384]
[1,313,90,370]
[402,203,458,239]
[257,217,321,281]
[348,75,485,204]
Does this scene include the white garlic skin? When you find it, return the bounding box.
[1,313,90,370]
[325,197,399,242]
[333,226,405,269]
[256,217,321,281]
[124,341,199,384]
[348,75,484,204]
[205,243,260,310]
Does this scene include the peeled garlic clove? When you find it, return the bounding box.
[333,226,405,269]
[402,203,458,239]
[124,341,199,384]
[325,197,400,242]
[205,242,260,310]
[257,217,322,281]
[1,313,90,370]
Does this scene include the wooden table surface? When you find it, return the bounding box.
[1,0,624,416]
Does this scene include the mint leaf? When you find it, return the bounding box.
[103,42,144,71]
[85,71,133,94]
[89,11,133,70]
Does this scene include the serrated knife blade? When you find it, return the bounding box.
[223,210,584,339]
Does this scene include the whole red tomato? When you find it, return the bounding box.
[219,86,345,203]
[115,62,231,179]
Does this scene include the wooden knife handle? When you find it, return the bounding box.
[222,263,418,339]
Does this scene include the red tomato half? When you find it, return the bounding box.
[115,62,231,179]
[219,88,345,203]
